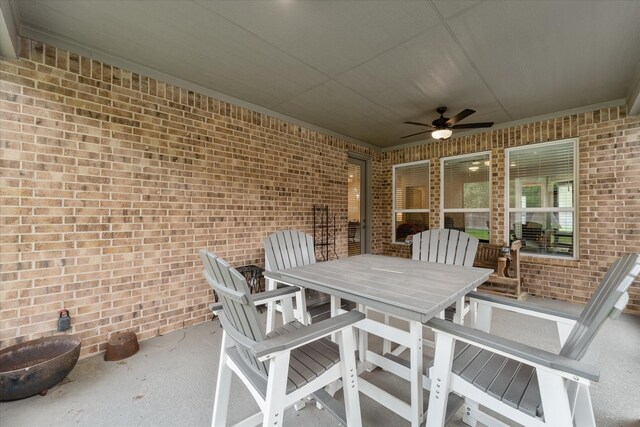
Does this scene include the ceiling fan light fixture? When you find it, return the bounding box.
[431,128,452,140]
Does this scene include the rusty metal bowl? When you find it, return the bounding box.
[104,331,139,361]
[0,335,82,401]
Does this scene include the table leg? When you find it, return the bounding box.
[453,296,465,324]
[382,313,391,355]
[330,295,341,342]
[294,287,307,325]
[356,304,372,373]
[409,320,424,427]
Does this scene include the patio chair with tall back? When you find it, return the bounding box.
[425,253,640,427]
[381,229,480,357]
[264,230,352,330]
[412,229,479,266]
[200,249,364,427]
[263,231,315,331]
[413,229,479,323]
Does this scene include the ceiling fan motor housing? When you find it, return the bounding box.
[433,107,449,129]
[401,106,493,139]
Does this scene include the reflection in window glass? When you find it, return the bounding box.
[395,212,429,242]
[393,161,429,243]
[507,140,576,257]
[442,153,490,242]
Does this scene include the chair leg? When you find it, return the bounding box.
[281,295,295,324]
[537,370,573,426]
[475,303,492,333]
[462,399,479,427]
[409,321,424,427]
[263,352,290,427]
[557,322,573,347]
[212,332,232,427]
[337,327,362,427]
[426,333,455,427]
[573,383,596,427]
[266,278,277,332]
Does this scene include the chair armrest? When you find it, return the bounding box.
[468,291,579,323]
[426,317,599,382]
[263,270,283,282]
[253,310,365,360]
[209,286,299,314]
[252,286,299,305]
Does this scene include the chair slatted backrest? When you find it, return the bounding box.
[200,249,268,375]
[560,253,640,360]
[264,230,316,272]
[412,229,479,267]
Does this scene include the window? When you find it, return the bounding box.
[392,160,429,243]
[506,139,577,258]
[441,153,491,242]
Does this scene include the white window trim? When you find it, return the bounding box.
[440,152,492,239]
[392,159,430,244]
[505,138,578,259]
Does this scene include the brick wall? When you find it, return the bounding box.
[0,39,378,356]
[1,37,638,358]
[376,107,640,312]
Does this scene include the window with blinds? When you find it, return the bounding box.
[506,139,577,258]
[392,160,429,243]
[441,152,491,242]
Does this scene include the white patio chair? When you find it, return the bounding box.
[412,229,479,323]
[412,229,479,268]
[264,230,352,330]
[381,229,480,357]
[200,249,364,427]
[263,230,316,331]
[425,253,640,427]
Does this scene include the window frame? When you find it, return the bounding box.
[505,138,578,259]
[391,159,430,244]
[440,151,492,242]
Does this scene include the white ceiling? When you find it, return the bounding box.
[9,0,640,148]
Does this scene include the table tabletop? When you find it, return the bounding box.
[264,254,492,323]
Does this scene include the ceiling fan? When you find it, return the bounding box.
[402,107,494,140]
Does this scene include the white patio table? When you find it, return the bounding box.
[264,254,492,426]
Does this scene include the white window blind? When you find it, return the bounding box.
[393,161,429,243]
[507,139,576,258]
[442,153,491,242]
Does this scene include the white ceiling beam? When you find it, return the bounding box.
[0,0,19,59]
[626,61,640,116]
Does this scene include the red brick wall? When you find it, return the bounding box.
[376,108,640,312]
[0,39,378,356]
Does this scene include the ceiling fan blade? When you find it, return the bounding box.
[451,122,494,129]
[401,130,429,139]
[404,121,434,128]
[446,109,475,126]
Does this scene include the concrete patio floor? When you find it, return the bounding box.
[2,296,639,427]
